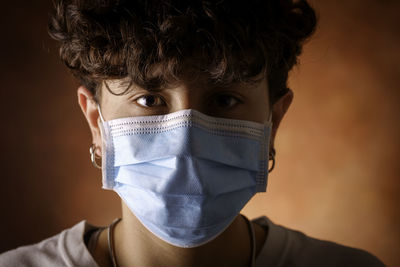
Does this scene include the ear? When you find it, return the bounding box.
[77,86,102,155]
[270,89,294,149]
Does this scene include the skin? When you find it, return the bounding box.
[78,76,293,267]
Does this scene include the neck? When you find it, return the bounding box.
[111,203,253,267]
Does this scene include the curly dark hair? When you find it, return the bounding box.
[48,0,317,102]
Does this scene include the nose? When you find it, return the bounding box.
[169,87,205,114]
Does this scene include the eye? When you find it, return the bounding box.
[212,94,241,109]
[135,95,166,108]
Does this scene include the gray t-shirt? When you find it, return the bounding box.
[0,216,385,267]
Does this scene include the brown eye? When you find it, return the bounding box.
[136,95,165,107]
[213,94,240,109]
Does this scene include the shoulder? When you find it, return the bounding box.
[289,229,385,267]
[0,221,99,267]
[253,216,386,267]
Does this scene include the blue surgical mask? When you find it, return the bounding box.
[99,109,272,248]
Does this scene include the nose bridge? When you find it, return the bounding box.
[171,87,203,112]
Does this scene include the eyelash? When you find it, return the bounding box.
[210,94,242,109]
[135,94,166,108]
[134,93,243,109]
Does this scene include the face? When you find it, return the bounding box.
[98,77,271,123]
[78,76,293,156]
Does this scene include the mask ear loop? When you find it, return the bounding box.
[97,103,106,123]
[89,103,106,169]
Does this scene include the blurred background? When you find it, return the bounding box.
[0,0,399,266]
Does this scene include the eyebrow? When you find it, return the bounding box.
[105,76,264,97]
[105,79,165,97]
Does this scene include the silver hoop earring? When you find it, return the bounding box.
[90,144,102,169]
[268,148,276,173]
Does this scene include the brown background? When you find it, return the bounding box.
[0,1,399,266]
